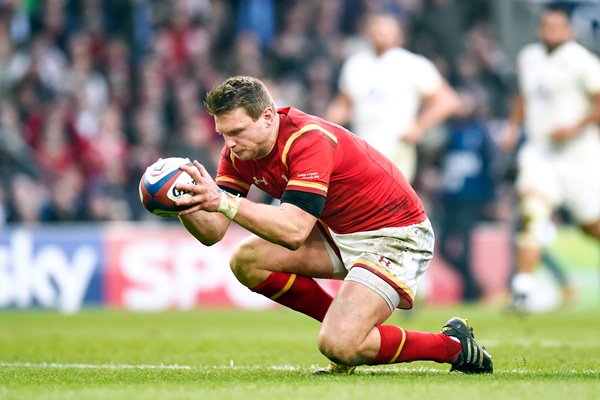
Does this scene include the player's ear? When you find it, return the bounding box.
[262,107,275,127]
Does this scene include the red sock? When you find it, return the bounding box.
[251,272,333,322]
[370,325,462,364]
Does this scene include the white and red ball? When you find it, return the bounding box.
[139,157,195,217]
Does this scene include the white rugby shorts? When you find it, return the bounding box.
[516,144,600,224]
[318,219,434,311]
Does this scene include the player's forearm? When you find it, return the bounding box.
[507,94,524,128]
[227,200,315,250]
[179,211,231,246]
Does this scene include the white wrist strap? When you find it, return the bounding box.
[217,191,241,220]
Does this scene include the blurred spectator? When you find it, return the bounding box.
[6,173,47,224]
[235,0,275,50]
[84,102,129,187]
[27,95,89,178]
[31,101,83,183]
[458,21,514,118]
[0,20,16,96]
[417,0,466,79]
[0,100,38,179]
[0,0,32,46]
[40,165,87,222]
[63,31,109,139]
[433,88,499,302]
[271,1,313,78]
[129,105,164,175]
[0,183,7,227]
[85,185,132,221]
[166,115,219,177]
[130,0,155,58]
[103,37,134,111]
[227,31,266,78]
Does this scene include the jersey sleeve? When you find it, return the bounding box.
[282,126,337,198]
[516,44,539,94]
[412,54,443,97]
[215,147,251,196]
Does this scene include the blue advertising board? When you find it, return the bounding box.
[0,225,103,313]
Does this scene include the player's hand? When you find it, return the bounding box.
[550,125,580,142]
[399,124,424,144]
[175,160,221,215]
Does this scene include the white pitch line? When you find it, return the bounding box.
[0,362,192,370]
[0,362,302,371]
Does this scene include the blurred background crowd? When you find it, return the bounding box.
[0,0,594,228]
[0,0,516,225]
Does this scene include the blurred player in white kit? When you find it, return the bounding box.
[326,10,459,183]
[501,4,600,312]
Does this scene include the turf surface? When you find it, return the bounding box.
[1,306,599,399]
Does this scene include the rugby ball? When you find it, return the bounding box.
[139,157,195,217]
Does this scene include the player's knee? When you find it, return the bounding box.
[229,241,263,286]
[317,326,361,365]
[517,196,554,248]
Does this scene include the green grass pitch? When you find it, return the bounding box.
[1,306,599,399]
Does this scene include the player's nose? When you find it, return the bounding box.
[224,136,236,148]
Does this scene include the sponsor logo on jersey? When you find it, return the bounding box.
[252,176,268,186]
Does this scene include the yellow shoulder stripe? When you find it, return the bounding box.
[287,179,328,193]
[216,176,251,191]
[282,124,338,168]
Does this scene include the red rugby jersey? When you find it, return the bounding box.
[215,107,426,234]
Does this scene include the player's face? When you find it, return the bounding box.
[215,107,274,161]
[365,15,403,54]
[539,11,572,49]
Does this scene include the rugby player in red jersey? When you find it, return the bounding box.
[174,76,492,374]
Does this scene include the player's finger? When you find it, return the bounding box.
[179,163,202,181]
[194,160,211,179]
[174,195,198,208]
[175,182,197,194]
[178,204,204,215]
